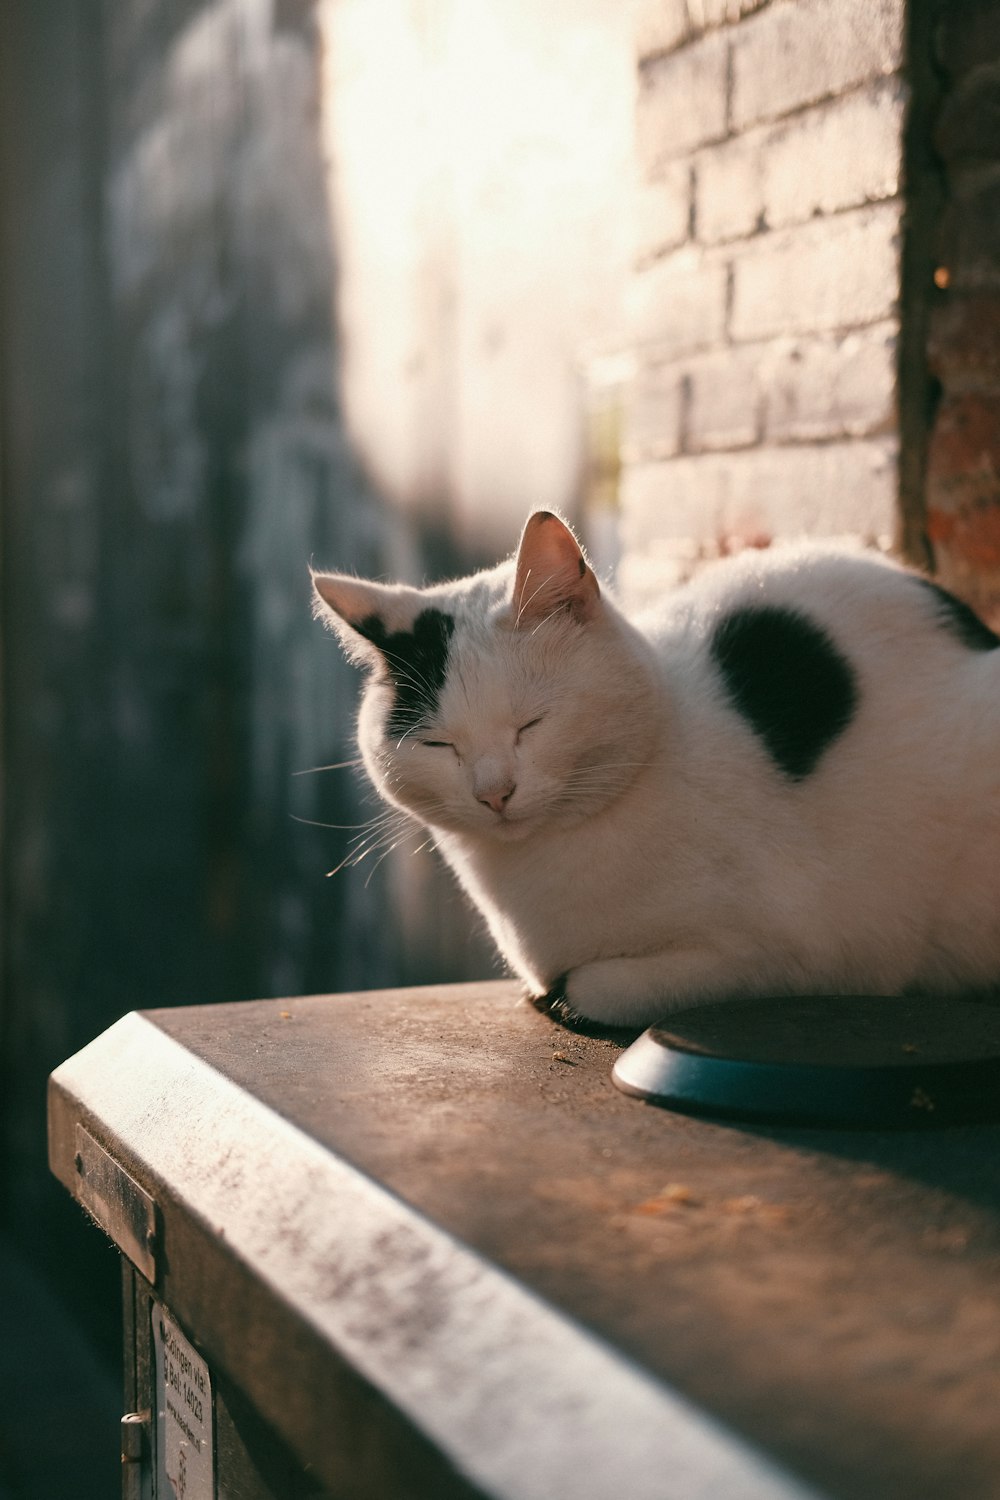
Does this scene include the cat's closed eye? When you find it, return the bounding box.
[420,739,455,750]
[516,716,544,743]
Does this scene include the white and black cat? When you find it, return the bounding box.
[312,510,1000,1028]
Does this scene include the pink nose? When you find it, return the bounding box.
[478,783,516,814]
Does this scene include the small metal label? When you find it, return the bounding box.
[152,1307,214,1500]
[74,1124,157,1281]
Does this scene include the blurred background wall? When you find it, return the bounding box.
[2,0,999,1495]
[0,6,398,1489]
[318,0,637,555]
[0,2,634,1492]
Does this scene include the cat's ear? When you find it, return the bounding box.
[311,571,425,666]
[511,511,600,627]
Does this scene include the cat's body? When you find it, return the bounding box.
[313,512,1000,1027]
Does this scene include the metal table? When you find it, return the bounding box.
[48,981,1000,1499]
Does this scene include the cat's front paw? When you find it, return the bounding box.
[538,957,699,1030]
[528,971,643,1038]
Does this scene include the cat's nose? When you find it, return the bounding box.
[478,782,516,814]
[473,757,516,813]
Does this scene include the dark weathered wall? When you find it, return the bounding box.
[925,0,1000,625]
[0,4,120,1303]
[0,0,491,1353]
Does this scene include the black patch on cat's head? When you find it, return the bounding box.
[710,605,857,781]
[355,607,455,738]
[917,578,1000,652]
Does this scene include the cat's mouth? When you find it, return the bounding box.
[482,806,534,840]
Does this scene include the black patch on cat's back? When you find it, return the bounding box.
[710,605,858,780]
[356,607,456,738]
[917,578,1000,652]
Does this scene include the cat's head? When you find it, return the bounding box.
[312,512,658,840]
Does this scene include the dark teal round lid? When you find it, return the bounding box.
[611,995,1000,1128]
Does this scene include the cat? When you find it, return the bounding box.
[312,510,1000,1029]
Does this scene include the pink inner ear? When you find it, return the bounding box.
[513,512,600,626]
[312,572,380,625]
[312,572,426,638]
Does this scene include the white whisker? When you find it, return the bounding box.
[514,567,540,627]
[290,813,376,831]
[529,605,565,638]
[292,757,364,776]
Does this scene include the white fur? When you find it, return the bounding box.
[315,520,1000,1026]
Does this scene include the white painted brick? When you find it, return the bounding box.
[625,357,685,461]
[762,323,898,442]
[723,438,899,538]
[636,0,690,60]
[695,81,904,246]
[621,437,899,557]
[729,201,901,342]
[635,162,692,264]
[762,79,905,228]
[732,0,905,131]
[695,133,764,244]
[685,346,762,450]
[637,30,729,176]
[625,328,897,462]
[636,0,775,63]
[631,245,729,356]
[688,0,773,27]
[621,456,721,550]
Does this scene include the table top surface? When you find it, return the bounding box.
[50,980,1000,1500]
[137,980,1000,1500]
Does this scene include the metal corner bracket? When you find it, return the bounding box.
[74,1123,158,1283]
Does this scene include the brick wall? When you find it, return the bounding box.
[925,2,1000,627]
[621,0,908,597]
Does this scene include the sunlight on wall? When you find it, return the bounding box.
[318,0,636,554]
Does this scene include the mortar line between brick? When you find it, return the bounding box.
[728,311,901,347]
[636,312,899,368]
[678,371,694,455]
[632,431,900,461]
[694,191,901,253]
[648,72,904,182]
[734,67,905,138]
[655,188,902,261]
